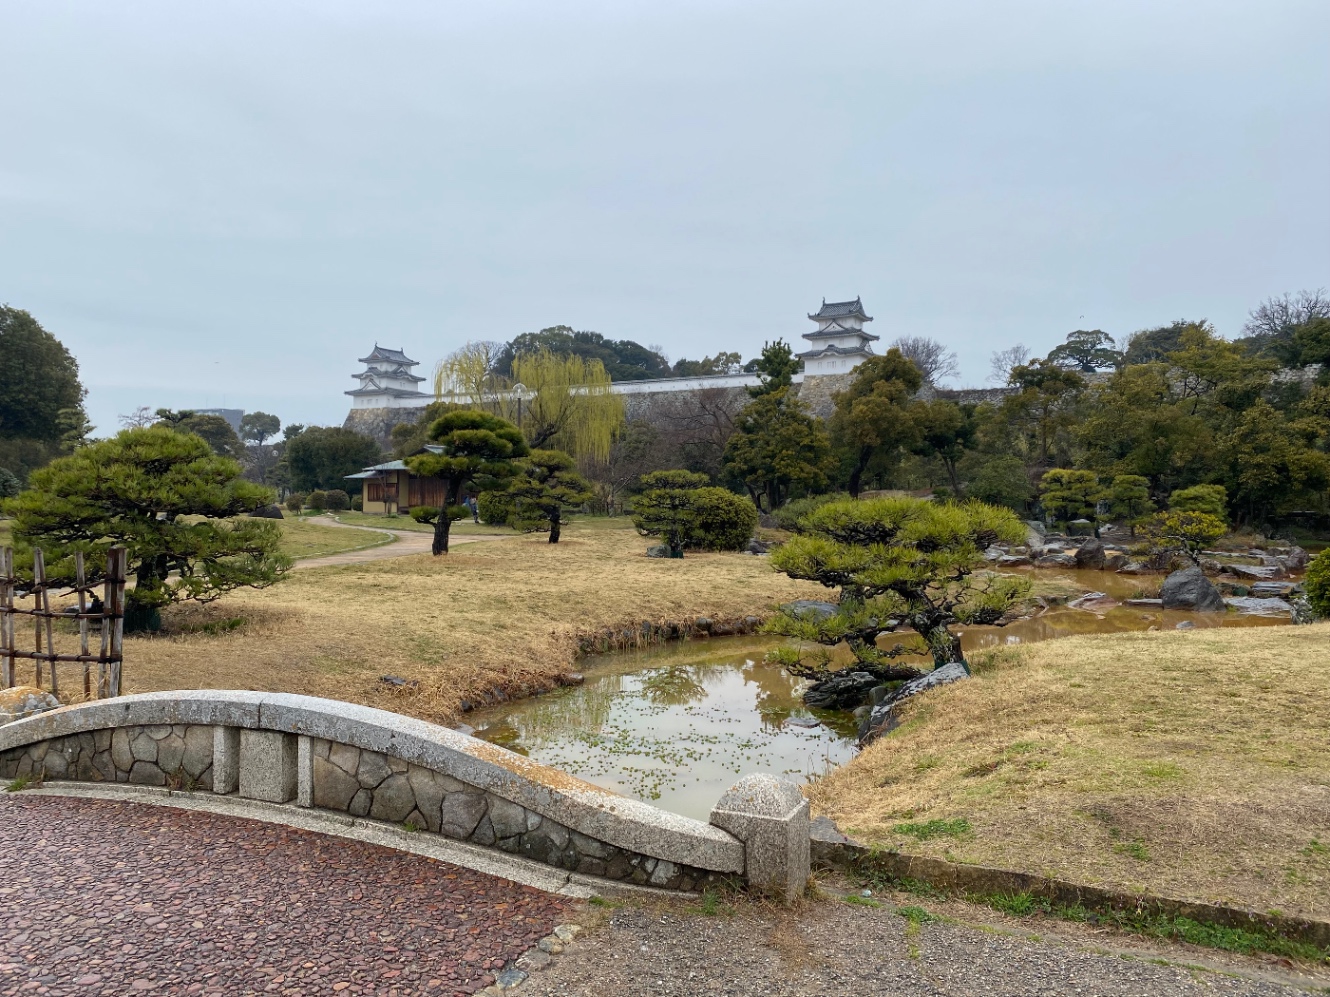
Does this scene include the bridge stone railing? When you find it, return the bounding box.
[0,691,808,900]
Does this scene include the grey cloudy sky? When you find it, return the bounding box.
[3,0,1328,434]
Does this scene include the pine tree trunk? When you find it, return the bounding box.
[432,516,451,555]
[549,513,561,544]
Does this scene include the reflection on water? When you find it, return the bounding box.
[470,568,1292,820]
[470,638,856,821]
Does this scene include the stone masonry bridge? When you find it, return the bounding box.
[0,691,809,901]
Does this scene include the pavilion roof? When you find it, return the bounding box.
[808,297,872,322]
[358,344,418,365]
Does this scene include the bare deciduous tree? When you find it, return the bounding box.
[988,344,1031,385]
[117,406,156,429]
[889,336,960,385]
[1243,289,1330,344]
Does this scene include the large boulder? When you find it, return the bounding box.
[248,504,284,519]
[780,600,839,622]
[1036,553,1077,568]
[859,662,970,745]
[1160,566,1226,612]
[0,687,61,726]
[1074,539,1107,570]
[804,671,880,710]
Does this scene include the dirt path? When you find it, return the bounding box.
[0,795,570,996]
[293,516,508,570]
[527,901,1326,997]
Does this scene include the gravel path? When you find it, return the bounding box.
[0,796,569,996]
[294,518,507,570]
[523,903,1327,997]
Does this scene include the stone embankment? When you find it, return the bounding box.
[0,690,810,901]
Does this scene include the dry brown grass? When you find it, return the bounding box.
[809,624,1330,919]
[119,524,820,724]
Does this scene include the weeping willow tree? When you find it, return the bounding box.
[433,343,623,462]
[433,341,508,409]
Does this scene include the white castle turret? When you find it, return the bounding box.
[797,297,878,374]
[346,345,431,410]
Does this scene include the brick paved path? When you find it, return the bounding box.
[0,796,569,997]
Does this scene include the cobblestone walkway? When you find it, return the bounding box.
[0,796,569,997]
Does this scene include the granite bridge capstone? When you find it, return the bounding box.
[0,691,809,900]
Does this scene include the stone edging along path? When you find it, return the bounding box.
[0,690,810,900]
[810,822,1330,952]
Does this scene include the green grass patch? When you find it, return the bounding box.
[5,775,39,792]
[691,888,735,917]
[976,891,1324,962]
[850,863,1328,964]
[896,904,939,925]
[892,818,972,841]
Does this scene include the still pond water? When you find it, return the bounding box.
[470,568,1289,820]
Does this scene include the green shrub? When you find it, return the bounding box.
[688,488,758,551]
[477,491,514,527]
[323,489,351,511]
[0,467,20,499]
[772,493,845,532]
[305,490,328,511]
[1306,549,1330,618]
[351,494,363,512]
[284,492,305,513]
[1169,484,1228,521]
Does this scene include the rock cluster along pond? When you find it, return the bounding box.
[985,529,1309,583]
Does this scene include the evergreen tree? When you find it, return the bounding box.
[507,449,594,543]
[827,350,921,498]
[1168,483,1228,520]
[406,411,529,554]
[747,340,801,397]
[724,387,831,511]
[1039,469,1104,530]
[765,497,1030,670]
[1106,474,1154,534]
[631,470,709,558]
[4,427,289,631]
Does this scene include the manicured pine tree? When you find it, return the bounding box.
[507,449,594,543]
[406,411,530,554]
[5,427,289,631]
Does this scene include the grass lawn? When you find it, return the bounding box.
[1,516,387,561]
[273,518,394,559]
[809,625,1330,920]
[327,510,636,536]
[122,524,821,725]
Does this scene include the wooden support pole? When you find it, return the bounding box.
[32,548,45,689]
[76,552,90,700]
[0,547,13,689]
[105,547,126,698]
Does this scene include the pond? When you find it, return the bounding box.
[469,567,1293,820]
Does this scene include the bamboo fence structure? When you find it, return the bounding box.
[0,545,126,699]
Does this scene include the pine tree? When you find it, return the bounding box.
[5,427,289,631]
[406,411,529,554]
[765,497,1030,670]
[507,449,594,543]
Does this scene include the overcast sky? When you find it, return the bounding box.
[3,1,1328,435]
